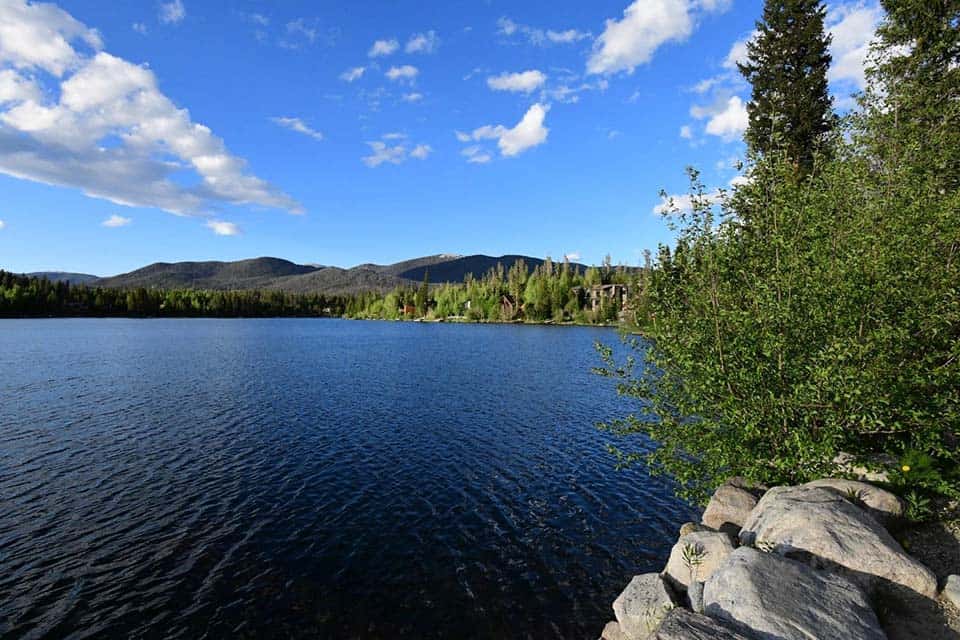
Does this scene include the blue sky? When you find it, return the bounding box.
[0,0,881,276]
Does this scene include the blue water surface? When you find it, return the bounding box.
[0,319,696,639]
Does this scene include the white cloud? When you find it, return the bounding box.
[0,219,6,230]
[159,0,185,25]
[723,34,753,70]
[546,29,591,44]
[206,219,240,236]
[486,70,546,93]
[704,96,748,141]
[0,68,42,103]
[461,145,492,164]
[362,140,406,167]
[497,17,519,36]
[382,132,406,140]
[386,65,418,82]
[653,189,723,214]
[246,13,269,27]
[271,117,323,141]
[497,17,591,47]
[827,3,884,92]
[410,144,432,159]
[564,251,582,261]
[454,130,471,143]
[0,1,300,217]
[132,22,147,35]
[402,92,423,103]
[369,38,399,57]
[546,78,608,104]
[679,124,693,139]
[498,104,549,156]
[406,31,439,54]
[101,213,131,227]
[0,0,102,76]
[587,0,694,75]
[463,103,550,158]
[280,19,320,49]
[340,66,365,82]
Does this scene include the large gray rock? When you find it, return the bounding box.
[702,484,758,531]
[741,485,938,598]
[944,574,960,610]
[601,620,630,640]
[803,478,905,526]
[663,531,735,590]
[833,451,893,483]
[653,608,756,640]
[703,547,886,640]
[612,573,676,640]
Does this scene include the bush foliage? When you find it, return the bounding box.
[597,0,959,504]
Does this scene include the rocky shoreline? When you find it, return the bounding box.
[600,477,960,640]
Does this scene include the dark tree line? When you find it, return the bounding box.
[0,271,347,318]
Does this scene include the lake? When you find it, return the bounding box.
[0,319,696,639]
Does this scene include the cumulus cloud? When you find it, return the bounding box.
[206,219,240,236]
[497,17,590,47]
[0,0,102,76]
[406,31,439,54]
[159,0,185,25]
[271,116,324,141]
[486,70,546,93]
[703,96,748,141]
[369,38,399,57]
[402,92,423,103]
[339,66,365,82]
[587,0,694,75]
[385,64,418,82]
[461,103,550,159]
[101,213,131,227]
[0,0,300,217]
[0,219,6,230]
[410,144,432,159]
[679,124,693,139]
[132,22,147,35]
[0,69,42,103]
[827,3,884,92]
[564,251,582,261]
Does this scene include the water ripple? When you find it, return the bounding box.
[0,319,697,639]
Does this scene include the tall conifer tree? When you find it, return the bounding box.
[739,0,835,173]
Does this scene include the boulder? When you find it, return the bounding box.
[702,484,758,532]
[944,574,960,610]
[803,478,904,526]
[703,547,886,640]
[652,608,756,640]
[612,573,676,640]
[679,522,709,537]
[663,531,735,590]
[740,485,938,598]
[833,451,893,483]
[601,620,630,640]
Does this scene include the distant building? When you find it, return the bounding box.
[576,284,629,313]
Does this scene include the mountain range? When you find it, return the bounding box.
[25,254,590,296]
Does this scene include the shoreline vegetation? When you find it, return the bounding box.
[0,255,648,328]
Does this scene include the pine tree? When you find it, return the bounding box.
[862,0,960,190]
[739,0,835,174]
[415,269,430,316]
